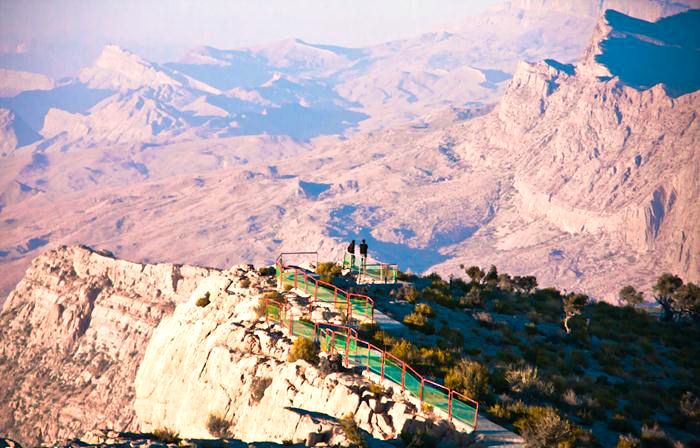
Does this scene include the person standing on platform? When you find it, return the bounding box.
[347,240,356,269]
[359,239,368,271]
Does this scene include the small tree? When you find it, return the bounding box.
[514,275,538,294]
[618,285,644,308]
[563,293,588,334]
[465,266,485,284]
[653,273,683,321]
[674,282,700,323]
[498,273,514,292]
[484,265,499,287]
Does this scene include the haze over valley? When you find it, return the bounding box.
[1,0,699,302]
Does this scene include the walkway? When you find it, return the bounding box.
[273,260,523,445]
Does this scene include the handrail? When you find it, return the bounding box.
[271,254,478,430]
[277,262,375,321]
[313,327,478,430]
[276,251,319,269]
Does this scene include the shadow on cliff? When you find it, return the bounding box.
[596,9,700,97]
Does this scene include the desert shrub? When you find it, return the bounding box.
[396,270,418,282]
[282,439,294,446]
[525,322,538,336]
[616,434,640,448]
[421,402,434,414]
[444,359,490,401]
[640,423,675,448]
[258,266,276,276]
[437,326,465,348]
[254,298,268,318]
[400,426,438,448]
[284,284,293,292]
[367,382,387,397]
[316,262,342,283]
[151,428,180,443]
[420,346,454,376]
[473,310,494,327]
[264,290,284,301]
[403,312,435,334]
[608,414,636,434]
[464,287,484,308]
[196,291,211,307]
[339,413,367,448]
[239,278,251,288]
[319,353,344,375]
[397,285,419,303]
[561,389,580,407]
[422,286,456,308]
[414,303,435,317]
[506,365,553,398]
[288,337,319,365]
[390,339,420,364]
[206,413,232,438]
[250,376,272,403]
[680,391,700,421]
[516,406,575,448]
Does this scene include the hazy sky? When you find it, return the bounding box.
[1,0,501,53]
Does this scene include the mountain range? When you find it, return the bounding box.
[0,0,699,302]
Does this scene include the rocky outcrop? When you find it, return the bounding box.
[135,271,469,446]
[0,245,214,447]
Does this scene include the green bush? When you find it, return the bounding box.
[206,413,232,438]
[288,337,319,365]
[444,359,490,401]
[339,413,367,448]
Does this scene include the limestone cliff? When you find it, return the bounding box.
[0,246,214,447]
[134,270,469,446]
[0,246,470,447]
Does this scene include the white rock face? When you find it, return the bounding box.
[0,245,214,447]
[0,69,54,97]
[0,108,18,156]
[134,272,469,446]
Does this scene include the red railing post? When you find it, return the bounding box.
[344,334,350,367]
[401,363,406,392]
[294,269,298,289]
[381,351,385,381]
[314,282,318,303]
[448,390,453,421]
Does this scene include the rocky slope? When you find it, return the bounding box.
[0,246,214,446]
[0,246,468,447]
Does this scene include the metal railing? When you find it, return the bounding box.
[262,297,478,430]
[276,261,375,321]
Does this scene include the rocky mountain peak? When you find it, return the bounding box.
[79,45,180,91]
